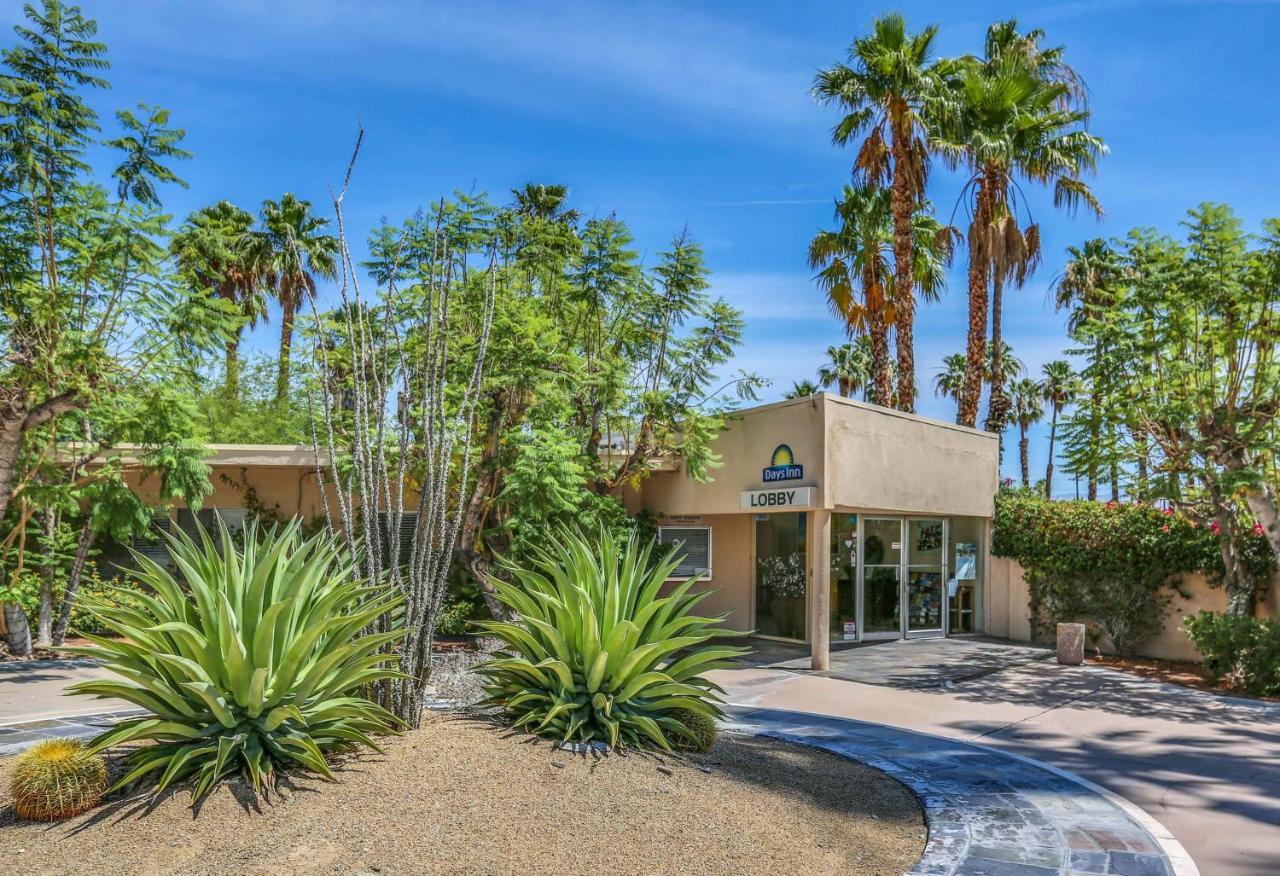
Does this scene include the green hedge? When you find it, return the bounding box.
[992,491,1270,654]
[1184,611,1280,697]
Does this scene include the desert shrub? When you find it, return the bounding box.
[669,707,717,753]
[992,492,1272,654]
[67,519,404,803]
[477,528,747,750]
[10,739,107,821]
[1184,611,1280,696]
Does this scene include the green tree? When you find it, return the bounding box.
[1053,238,1124,500]
[933,353,967,416]
[1039,359,1077,498]
[0,1,229,652]
[814,13,942,412]
[1122,205,1280,615]
[1010,377,1044,487]
[245,193,339,405]
[936,21,1104,428]
[817,342,872,398]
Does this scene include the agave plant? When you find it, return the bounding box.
[67,519,404,803]
[476,528,747,750]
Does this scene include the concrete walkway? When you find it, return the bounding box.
[713,660,1280,876]
[729,706,1194,876]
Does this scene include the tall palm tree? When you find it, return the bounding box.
[810,185,953,409]
[171,201,262,397]
[1010,377,1044,487]
[814,14,941,413]
[817,342,872,398]
[246,194,340,405]
[1052,239,1120,499]
[935,23,1105,428]
[1039,359,1077,499]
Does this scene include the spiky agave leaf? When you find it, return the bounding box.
[66,518,406,805]
[476,528,748,751]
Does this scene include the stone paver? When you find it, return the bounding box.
[743,636,1053,687]
[727,705,1195,876]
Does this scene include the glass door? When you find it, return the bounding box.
[860,518,902,638]
[906,518,946,635]
[753,512,807,641]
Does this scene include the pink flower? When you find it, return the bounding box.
[1210,521,1221,535]
[1255,523,1265,535]
[1161,525,1170,532]
[1162,507,1176,516]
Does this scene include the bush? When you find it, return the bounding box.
[10,739,107,821]
[476,528,747,750]
[67,519,405,804]
[1184,611,1280,697]
[991,493,1271,654]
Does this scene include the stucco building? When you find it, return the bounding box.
[112,393,1000,669]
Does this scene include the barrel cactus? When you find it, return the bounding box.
[10,739,107,821]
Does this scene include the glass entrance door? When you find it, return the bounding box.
[861,518,902,638]
[753,512,807,641]
[906,518,946,635]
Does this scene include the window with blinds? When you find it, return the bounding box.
[657,526,712,580]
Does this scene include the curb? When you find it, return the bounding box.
[726,704,1198,876]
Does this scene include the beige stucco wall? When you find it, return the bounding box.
[658,514,754,632]
[987,557,1280,661]
[122,459,337,523]
[824,397,999,517]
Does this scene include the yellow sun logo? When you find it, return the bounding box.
[770,444,794,467]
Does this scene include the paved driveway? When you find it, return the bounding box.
[713,641,1280,876]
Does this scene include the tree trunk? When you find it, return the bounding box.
[52,518,95,646]
[36,508,56,648]
[3,603,31,657]
[1019,428,1030,488]
[869,312,892,407]
[1045,407,1059,499]
[890,116,917,414]
[984,271,1008,437]
[0,403,26,524]
[275,295,296,405]
[958,183,991,428]
[225,328,243,398]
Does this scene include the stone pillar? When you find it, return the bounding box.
[1057,622,1085,665]
[809,509,831,671]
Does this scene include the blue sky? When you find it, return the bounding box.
[7,0,1278,490]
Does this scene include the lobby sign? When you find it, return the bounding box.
[740,486,814,509]
[762,443,803,483]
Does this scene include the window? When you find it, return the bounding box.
[657,526,712,580]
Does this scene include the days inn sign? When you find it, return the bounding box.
[762,444,803,483]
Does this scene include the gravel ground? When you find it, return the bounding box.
[2,713,924,876]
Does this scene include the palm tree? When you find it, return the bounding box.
[1052,239,1120,499]
[171,202,262,397]
[814,13,941,413]
[810,185,953,409]
[1039,359,1077,499]
[933,353,966,417]
[935,22,1105,428]
[817,342,872,398]
[1010,377,1044,487]
[246,194,340,405]
[511,182,580,224]
[785,379,821,399]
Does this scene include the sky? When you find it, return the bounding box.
[5,0,1278,491]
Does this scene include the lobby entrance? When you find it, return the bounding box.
[828,513,983,643]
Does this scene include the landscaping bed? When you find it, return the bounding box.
[1,713,923,876]
[1088,653,1280,702]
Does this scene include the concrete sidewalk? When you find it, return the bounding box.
[711,660,1280,876]
[0,659,126,723]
